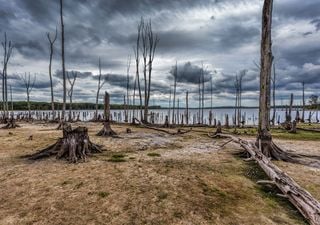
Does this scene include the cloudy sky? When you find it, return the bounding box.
[1,0,319,107]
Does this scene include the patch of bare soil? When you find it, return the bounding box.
[0,122,318,225]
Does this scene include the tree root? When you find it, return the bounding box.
[96,121,118,137]
[25,125,102,163]
[1,118,20,129]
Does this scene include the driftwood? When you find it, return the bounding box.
[134,118,191,135]
[26,125,102,163]
[210,133,320,225]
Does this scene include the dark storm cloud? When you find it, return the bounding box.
[54,70,93,79]
[168,62,212,84]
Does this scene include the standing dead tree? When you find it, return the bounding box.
[2,32,14,121]
[47,28,57,120]
[141,19,159,123]
[302,81,305,123]
[271,60,276,125]
[125,55,131,122]
[97,92,117,136]
[20,73,36,120]
[172,62,178,125]
[94,58,106,121]
[133,19,143,121]
[60,0,66,122]
[67,71,77,122]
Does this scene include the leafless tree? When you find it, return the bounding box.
[67,71,77,121]
[133,19,143,121]
[47,28,58,120]
[95,58,106,120]
[140,19,159,123]
[172,62,177,124]
[60,0,66,122]
[125,55,131,122]
[301,81,305,122]
[271,60,276,125]
[2,32,14,119]
[20,73,36,119]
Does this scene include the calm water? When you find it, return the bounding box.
[12,108,320,125]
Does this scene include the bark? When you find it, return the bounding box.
[47,29,57,120]
[26,125,102,163]
[172,62,177,125]
[97,92,117,136]
[95,58,105,121]
[60,0,66,121]
[271,61,276,125]
[185,91,189,125]
[302,82,305,122]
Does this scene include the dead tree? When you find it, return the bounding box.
[302,81,305,122]
[47,28,57,120]
[125,55,131,122]
[94,57,106,121]
[20,73,36,120]
[256,0,303,161]
[271,61,276,125]
[185,91,189,125]
[133,19,143,121]
[26,125,102,163]
[60,0,67,122]
[172,62,178,125]
[97,92,117,136]
[2,32,14,120]
[67,71,77,121]
[141,19,159,123]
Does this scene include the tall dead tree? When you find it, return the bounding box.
[302,81,305,122]
[256,0,275,156]
[2,33,14,120]
[185,91,189,125]
[125,55,131,122]
[67,71,77,121]
[95,58,106,121]
[134,19,143,121]
[271,60,276,125]
[47,28,57,120]
[172,62,177,125]
[141,19,159,123]
[20,73,36,119]
[60,0,66,122]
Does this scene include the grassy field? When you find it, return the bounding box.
[0,122,319,225]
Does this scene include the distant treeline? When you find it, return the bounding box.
[3,101,161,111]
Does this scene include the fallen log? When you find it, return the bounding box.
[134,118,191,135]
[211,133,320,225]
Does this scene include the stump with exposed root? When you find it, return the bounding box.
[27,125,102,163]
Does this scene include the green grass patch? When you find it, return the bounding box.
[108,153,127,162]
[97,191,109,198]
[147,152,161,157]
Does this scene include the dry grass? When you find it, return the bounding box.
[0,122,319,225]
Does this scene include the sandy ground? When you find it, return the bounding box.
[0,122,319,225]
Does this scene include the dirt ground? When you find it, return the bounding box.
[0,122,319,225]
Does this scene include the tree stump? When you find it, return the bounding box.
[1,118,20,129]
[27,125,102,163]
[215,121,222,135]
[289,120,297,134]
[97,121,117,137]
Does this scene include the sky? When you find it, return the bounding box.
[1,0,320,107]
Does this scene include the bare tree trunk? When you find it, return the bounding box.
[256,0,273,156]
[134,20,143,121]
[95,58,105,121]
[302,81,305,123]
[47,29,57,120]
[60,0,66,122]
[97,92,117,136]
[67,72,77,122]
[271,61,276,125]
[172,62,177,125]
[185,91,189,125]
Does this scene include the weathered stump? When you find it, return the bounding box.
[289,120,297,134]
[27,125,102,163]
[1,118,20,129]
[97,121,117,137]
